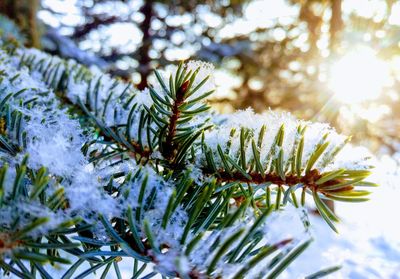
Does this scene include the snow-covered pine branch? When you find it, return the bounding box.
[0,36,376,279]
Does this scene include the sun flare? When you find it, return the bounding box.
[328,47,391,104]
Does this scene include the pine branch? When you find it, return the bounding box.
[17,47,154,164]
[209,168,366,198]
[0,39,377,279]
[198,114,374,231]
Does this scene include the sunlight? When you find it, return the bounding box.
[328,47,391,104]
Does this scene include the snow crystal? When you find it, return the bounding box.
[200,108,363,178]
[65,167,120,221]
[0,200,68,237]
[24,110,87,176]
[185,60,215,101]
[155,251,191,277]
[16,47,156,147]
[330,145,375,171]
[263,204,309,244]
[0,47,121,223]
[136,87,153,107]
[152,205,188,248]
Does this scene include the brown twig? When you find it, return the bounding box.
[211,169,351,193]
[162,79,190,161]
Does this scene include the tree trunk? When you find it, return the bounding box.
[137,1,153,90]
[0,0,41,48]
[329,0,343,55]
[299,2,323,58]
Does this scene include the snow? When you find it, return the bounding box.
[200,108,358,175]
[185,60,216,101]
[0,48,120,227]
[281,157,400,278]
[24,111,87,176]
[0,200,68,237]
[264,204,310,244]
[18,47,156,148]
[330,145,375,171]
[65,166,120,222]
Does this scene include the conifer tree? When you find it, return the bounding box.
[0,26,376,278]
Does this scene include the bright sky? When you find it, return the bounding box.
[219,0,299,38]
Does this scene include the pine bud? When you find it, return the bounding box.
[176,79,190,100]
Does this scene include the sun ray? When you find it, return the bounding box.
[328,47,391,104]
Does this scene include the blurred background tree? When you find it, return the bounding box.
[38,0,248,87]
[3,0,400,156]
[0,0,41,47]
